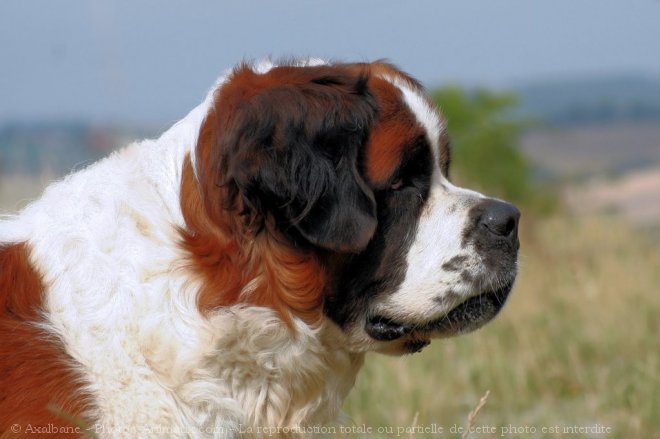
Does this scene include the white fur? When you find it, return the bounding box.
[384,75,445,159]
[0,60,366,438]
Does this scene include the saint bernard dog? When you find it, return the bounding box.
[0,59,520,437]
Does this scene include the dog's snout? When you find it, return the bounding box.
[477,199,520,245]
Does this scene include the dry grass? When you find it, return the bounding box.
[342,214,659,438]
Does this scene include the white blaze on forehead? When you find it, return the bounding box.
[380,75,445,164]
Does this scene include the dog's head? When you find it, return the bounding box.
[184,59,519,354]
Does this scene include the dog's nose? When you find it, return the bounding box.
[477,199,520,246]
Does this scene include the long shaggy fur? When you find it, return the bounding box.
[0,58,519,438]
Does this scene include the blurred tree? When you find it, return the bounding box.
[432,86,554,213]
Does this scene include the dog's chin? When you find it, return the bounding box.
[366,282,514,355]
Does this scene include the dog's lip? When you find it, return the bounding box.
[364,316,415,342]
[365,282,514,342]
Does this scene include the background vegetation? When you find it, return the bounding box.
[431,87,557,215]
[341,87,659,438]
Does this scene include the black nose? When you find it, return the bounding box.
[477,199,520,245]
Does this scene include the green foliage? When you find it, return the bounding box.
[431,86,555,213]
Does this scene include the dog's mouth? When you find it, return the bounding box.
[365,282,514,347]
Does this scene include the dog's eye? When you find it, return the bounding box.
[390,178,404,190]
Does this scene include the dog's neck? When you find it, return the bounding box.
[174,307,365,432]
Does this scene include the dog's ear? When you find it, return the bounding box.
[205,64,378,253]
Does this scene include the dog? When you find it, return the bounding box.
[0,59,519,438]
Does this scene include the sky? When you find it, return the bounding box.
[1,0,659,124]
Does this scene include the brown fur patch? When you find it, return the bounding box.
[366,61,450,180]
[368,61,426,92]
[179,156,326,327]
[364,76,425,184]
[0,242,91,436]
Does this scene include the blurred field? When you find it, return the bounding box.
[343,214,659,438]
[564,165,660,228]
[521,121,660,179]
[0,174,56,214]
